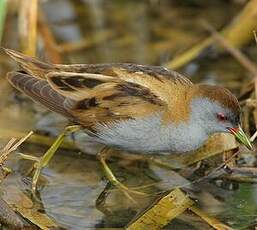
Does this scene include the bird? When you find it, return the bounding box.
[4,48,252,197]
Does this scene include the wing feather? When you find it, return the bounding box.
[7,72,74,119]
[45,71,165,127]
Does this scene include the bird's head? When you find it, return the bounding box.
[190,84,252,150]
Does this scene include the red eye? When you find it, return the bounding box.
[217,113,226,121]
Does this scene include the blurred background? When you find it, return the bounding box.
[0,0,257,229]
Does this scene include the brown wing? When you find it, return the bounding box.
[6,71,74,119]
[5,49,193,128]
[45,71,166,127]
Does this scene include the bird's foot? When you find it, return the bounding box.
[97,147,147,204]
[108,175,147,203]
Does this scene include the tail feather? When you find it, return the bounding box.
[4,48,57,79]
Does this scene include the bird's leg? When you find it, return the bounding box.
[19,125,81,195]
[97,147,147,202]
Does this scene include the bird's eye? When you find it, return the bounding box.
[217,113,227,122]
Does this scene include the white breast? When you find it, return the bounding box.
[93,112,208,154]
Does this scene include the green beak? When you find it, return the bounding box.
[228,126,253,151]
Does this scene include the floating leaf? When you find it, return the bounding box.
[126,188,194,230]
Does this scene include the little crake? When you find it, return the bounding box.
[5,49,252,153]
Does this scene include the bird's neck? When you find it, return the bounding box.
[163,89,216,153]
[162,86,196,124]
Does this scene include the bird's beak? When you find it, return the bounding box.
[227,126,253,150]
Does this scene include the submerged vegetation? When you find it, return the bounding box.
[0,0,257,229]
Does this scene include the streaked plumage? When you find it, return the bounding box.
[5,49,249,153]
